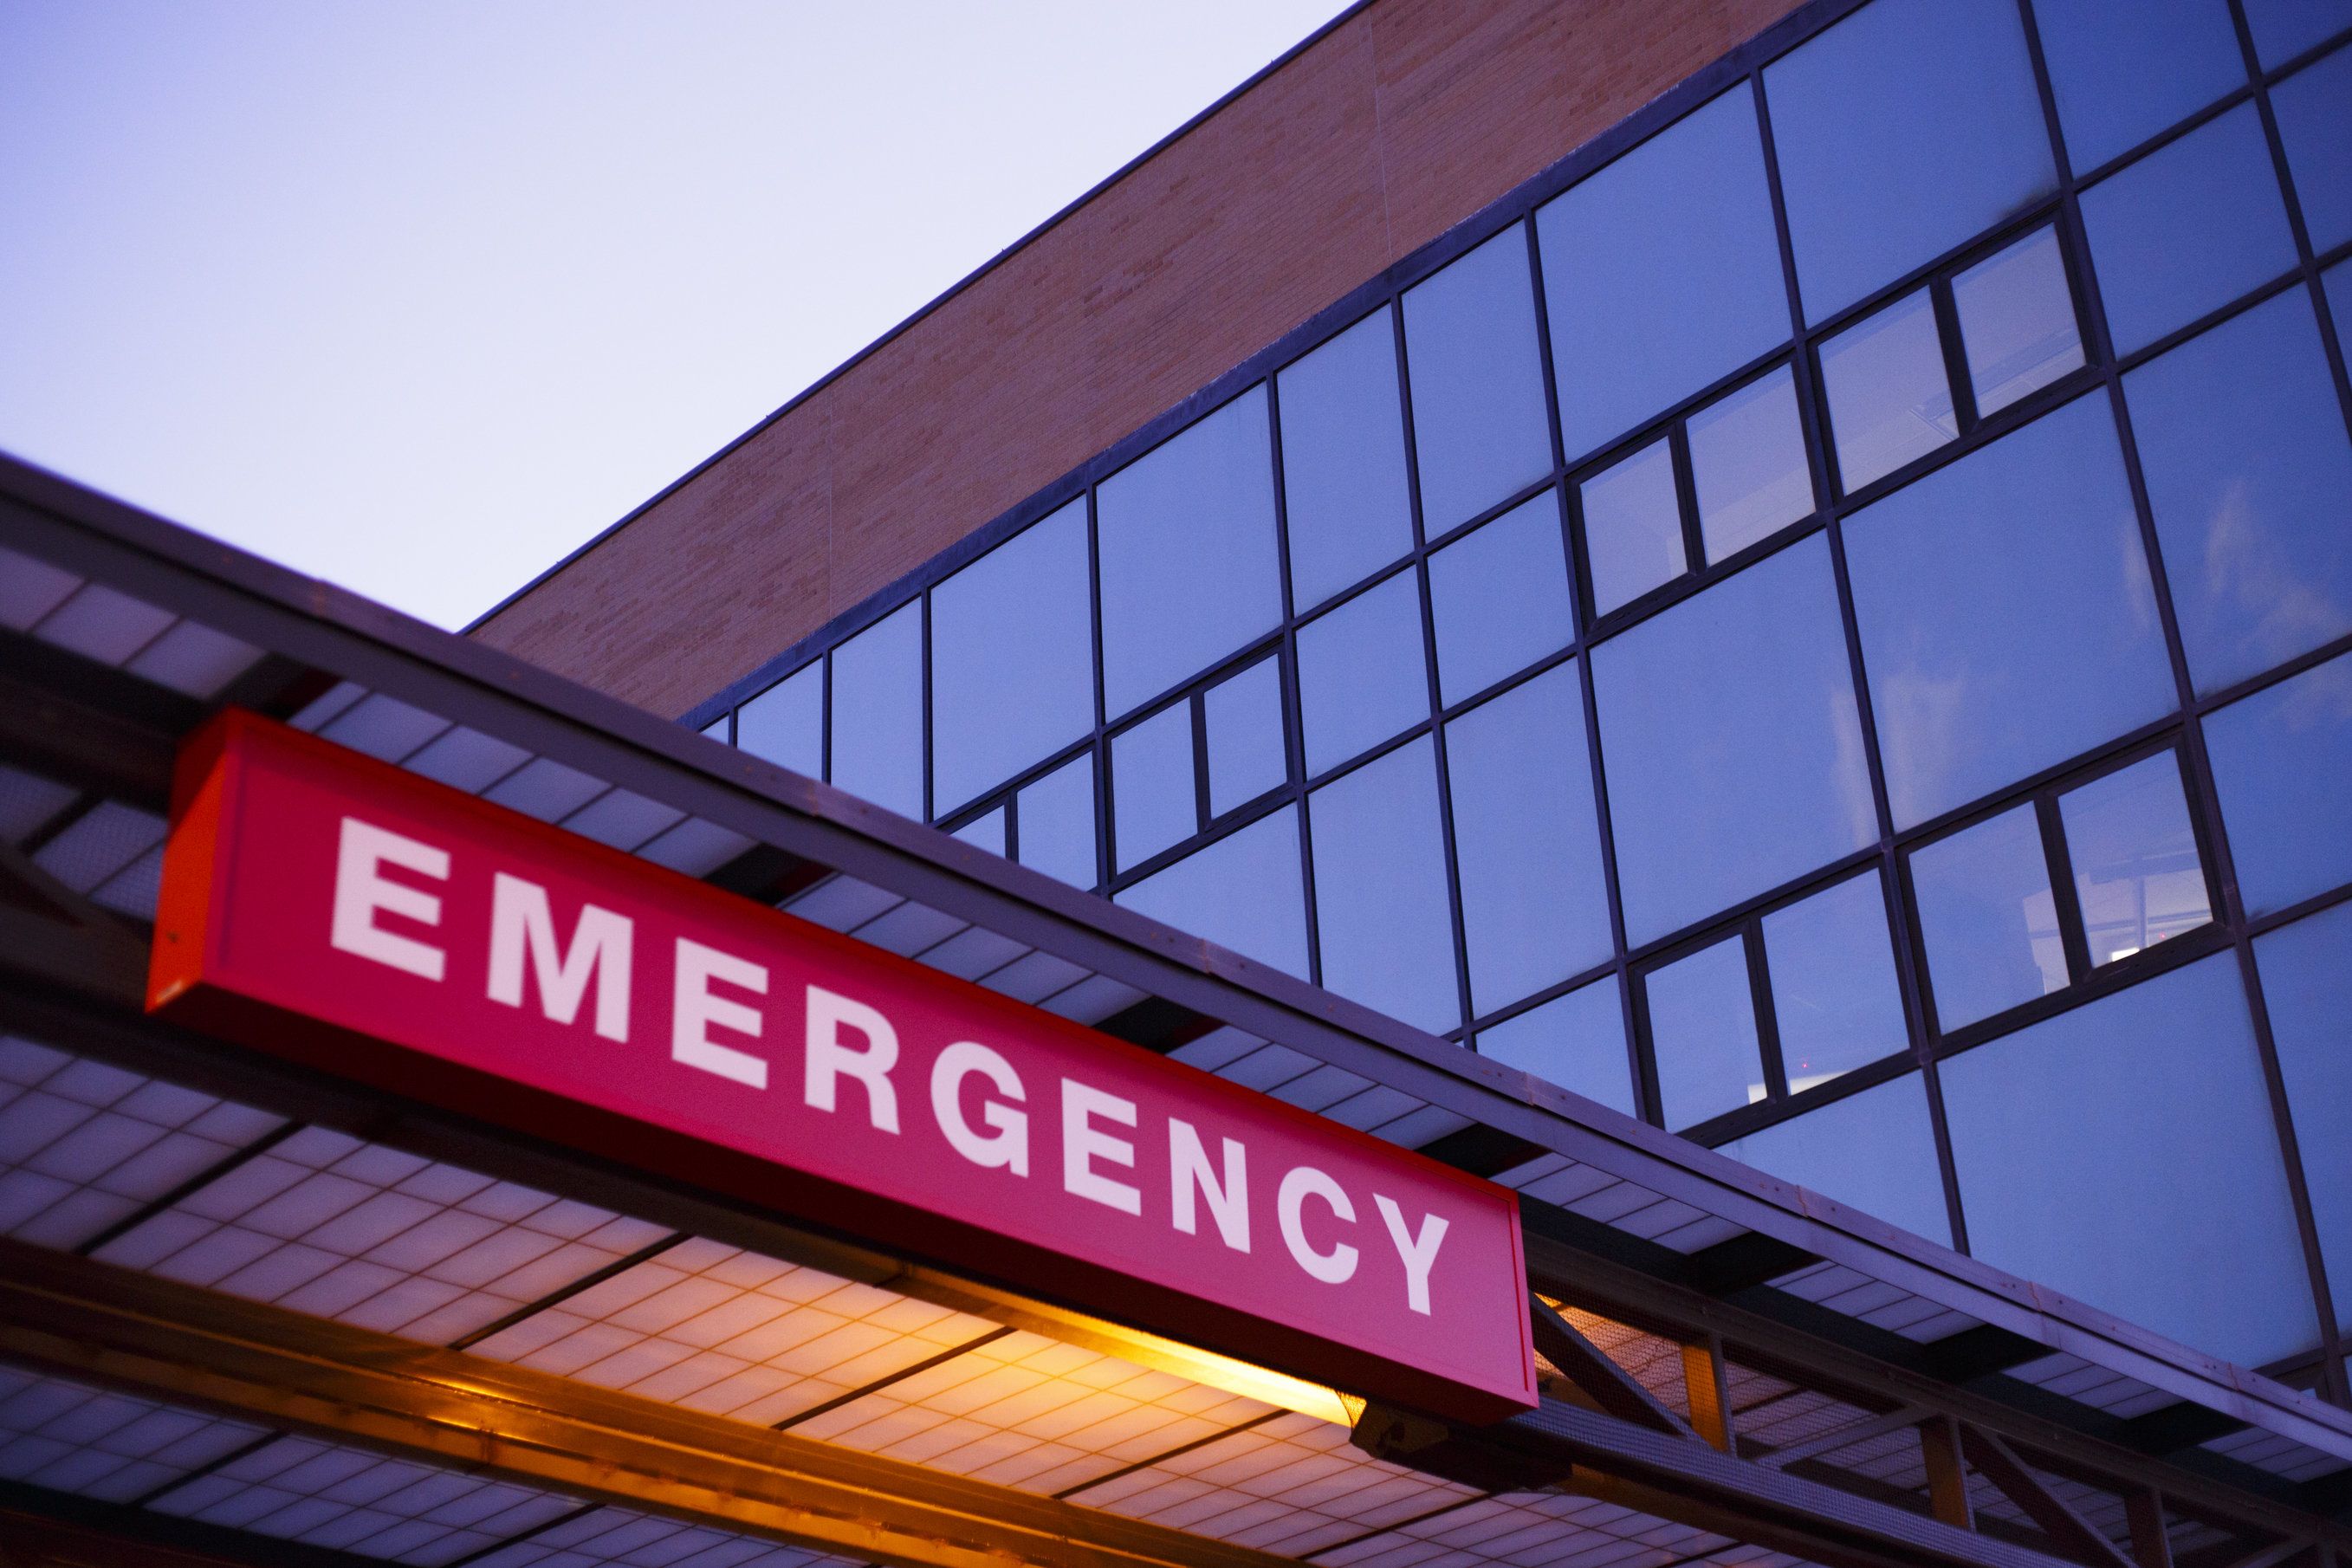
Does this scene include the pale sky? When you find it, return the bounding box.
[0,2,1350,629]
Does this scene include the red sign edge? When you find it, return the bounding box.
[146,709,1539,1425]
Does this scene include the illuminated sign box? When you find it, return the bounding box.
[149,711,1536,1422]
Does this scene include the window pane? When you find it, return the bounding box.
[1596,534,1876,945]
[1111,702,1197,871]
[2273,43,2352,256]
[2034,0,2246,172]
[1018,752,1097,891]
[1428,493,1573,705]
[2242,0,2352,68]
[1942,953,2318,1368]
[2252,901,2352,1329]
[1953,229,2085,417]
[1098,386,1281,718]
[2080,105,2297,354]
[1539,88,1790,462]
[1821,291,1954,493]
[1688,366,1813,562]
[952,807,1006,858]
[1279,308,1414,609]
[1296,570,1429,775]
[2059,754,2212,967]
[1401,227,1554,533]
[1117,807,1308,979]
[1580,437,1685,616]
[1646,935,1764,1131]
[1910,804,2064,1031]
[1204,658,1286,817]
[1447,664,1614,1015]
[697,714,728,742]
[1309,737,1461,1032]
[829,602,923,819]
[1717,1074,1949,1245]
[1763,869,1908,1091]
[736,662,821,778]
[1765,0,2055,321]
[2130,292,2352,694]
[930,498,1093,814]
[2204,649,2352,915]
[1845,396,2174,827]
[1477,979,1635,1118]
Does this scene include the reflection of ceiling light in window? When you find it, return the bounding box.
[2111,945,2141,961]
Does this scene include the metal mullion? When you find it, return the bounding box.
[1263,365,1323,989]
[1189,691,1210,833]
[919,590,935,826]
[2243,877,2352,943]
[1745,923,1789,1104]
[1928,275,1979,437]
[1460,949,1619,1040]
[1686,1050,1923,1149]
[1415,545,1477,1040]
[1085,487,1111,893]
[2034,793,2094,987]
[1667,421,1707,575]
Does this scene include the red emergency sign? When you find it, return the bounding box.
[148,710,1536,1422]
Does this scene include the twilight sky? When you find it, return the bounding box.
[0,2,1347,628]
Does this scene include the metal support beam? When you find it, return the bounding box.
[1753,1406,1930,1472]
[1960,1426,2136,1568]
[1524,1234,2352,1553]
[1531,1295,1690,1437]
[2127,1488,2174,1568]
[0,1240,1293,1568]
[1683,1335,1734,1453]
[1924,1416,1975,1532]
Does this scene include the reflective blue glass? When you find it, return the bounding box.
[1017,752,1097,891]
[1820,290,1955,493]
[1717,1074,1949,1246]
[735,662,821,779]
[1308,738,1461,1032]
[2334,257,2352,340]
[1910,805,2064,1031]
[2242,0,2352,68]
[1762,869,1908,1091]
[1952,228,2085,418]
[1581,438,1685,616]
[1942,953,2319,1368]
[952,807,1006,858]
[1296,570,1429,775]
[1595,534,1876,946]
[1204,658,1286,818]
[697,715,728,742]
[1647,935,1764,1131]
[828,601,923,819]
[930,499,1093,813]
[1097,386,1281,718]
[1538,88,1790,463]
[1688,366,1813,562]
[2034,0,2245,172]
[2251,901,2352,1329]
[1845,396,2174,827]
[2059,754,2210,968]
[2080,105,2297,354]
[2273,42,2352,253]
[1477,979,1636,1118]
[1765,0,2055,321]
[1427,493,1573,705]
[2203,650,2352,914]
[2128,291,2352,692]
[1117,806,1307,978]
[1401,227,1554,532]
[1446,664,1613,1015]
[1278,308,1415,609]
[1111,702,1196,871]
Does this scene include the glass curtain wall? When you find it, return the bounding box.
[692,0,2352,1388]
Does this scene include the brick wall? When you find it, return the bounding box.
[473,0,1804,716]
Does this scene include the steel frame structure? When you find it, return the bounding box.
[1,452,2348,1568]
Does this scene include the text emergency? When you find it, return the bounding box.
[150,710,1536,1421]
